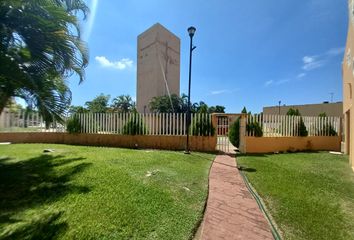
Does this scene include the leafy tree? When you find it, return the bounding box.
[318,112,327,117]
[150,94,225,114]
[287,108,300,116]
[190,114,215,136]
[286,108,308,136]
[5,98,24,113]
[192,102,225,114]
[241,107,263,137]
[66,115,82,133]
[298,119,308,136]
[85,94,110,113]
[0,0,89,123]
[246,121,263,137]
[229,118,240,147]
[69,105,88,115]
[122,114,146,135]
[149,94,186,113]
[210,105,225,113]
[111,95,135,113]
[193,101,208,113]
[317,112,337,136]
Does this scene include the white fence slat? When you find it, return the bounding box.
[158,112,161,135]
[105,113,108,133]
[3,111,343,138]
[162,113,165,135]
[148,113,151,135]
[85,113,88,133]
[152,113,155,135]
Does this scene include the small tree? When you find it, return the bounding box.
[111,95,134,113]
[190,114,215,136]
[229,118,240,147]
[298,118,308,136]
[85,94,110,113]
[122,114,146,135]
[241,107,263,137]
[317,113,337,136]
[287,108,300,116]
[246,121,263,137]
[209,105,225,113]
[287,108,308,136]
[149,94,184,113]
[66,115,82,134]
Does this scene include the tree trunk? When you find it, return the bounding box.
[0,93,11,115]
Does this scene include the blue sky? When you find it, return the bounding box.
[69,0,348,113]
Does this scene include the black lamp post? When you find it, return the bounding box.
[185,26,196,154]
[278,101,281,115]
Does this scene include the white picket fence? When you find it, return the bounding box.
[246,114,341,137]
[0,110,214,136]
[75,112,214,136]
[0,108,66,132]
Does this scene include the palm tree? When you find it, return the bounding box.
[0,0,89,123]
[112,95,135,113]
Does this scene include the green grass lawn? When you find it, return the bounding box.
[0,144,214,240]
[237,152,354,240]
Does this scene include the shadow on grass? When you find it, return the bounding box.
[0,154,91,239]
[0,211,68,240]
[237,166,257,172]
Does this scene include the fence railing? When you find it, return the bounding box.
[0,109,66,132]
[246,114,341,137]
[75,113,214,136]
[0,110,215,136]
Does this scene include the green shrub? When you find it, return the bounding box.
[317,123,337,136]
[229,118,240,147]
[298,117,308,136]
[247,121,263,137]
[122,114,146,135]
[66,115,82,133]
[191,114,215,136]
[286,108,308,137]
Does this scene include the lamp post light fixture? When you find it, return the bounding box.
[185,26,196,154]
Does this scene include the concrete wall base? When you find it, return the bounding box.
[0,133,217,152]
[245,136,341,153]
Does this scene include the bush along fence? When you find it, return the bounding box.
[225,113,343,153]
[71,113,214,136]
[245,114,341,137]
[0,110,215,137]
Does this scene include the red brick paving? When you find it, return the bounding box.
[199,155,273,240]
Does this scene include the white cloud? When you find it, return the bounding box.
[265,79,290,87]
[210,88,239,95]
[211,89,228,95]
[326,47,345,56]
[276,79,290,85]
[301,46,344,71]
[297,73,306,78]
[303,56,315,64]
[95,56,133,70]
[264,80,274,86]
[302,55,324,71]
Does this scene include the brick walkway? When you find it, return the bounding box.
[199,155,273,240]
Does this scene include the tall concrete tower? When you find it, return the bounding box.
[136,23,180,113]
